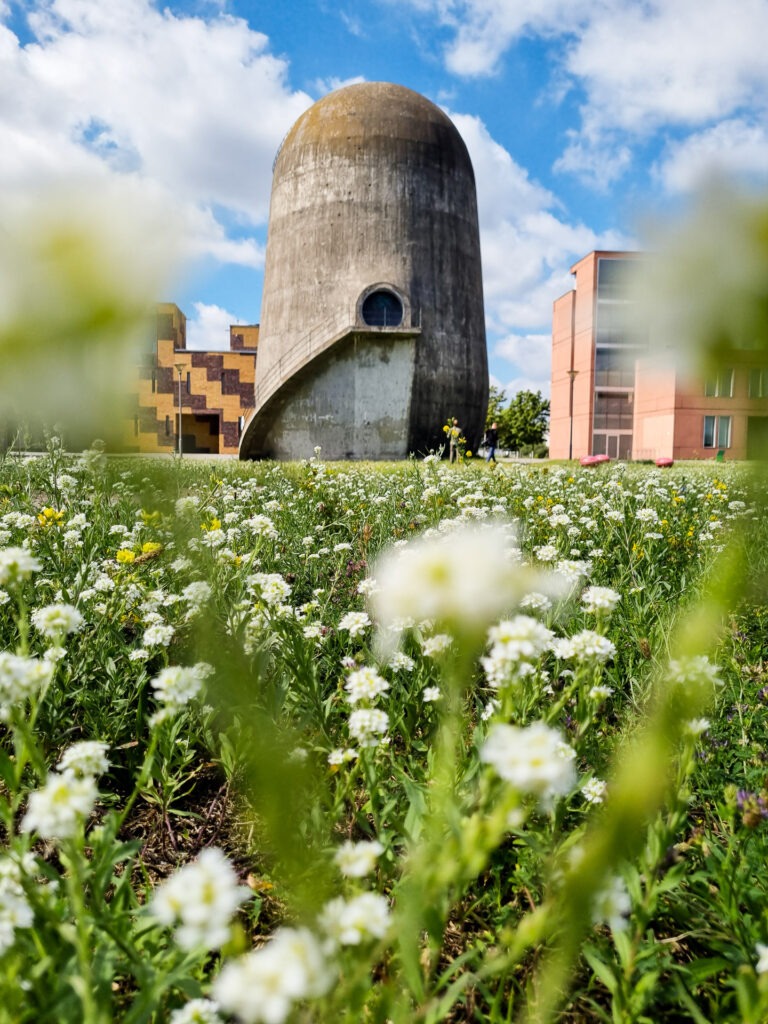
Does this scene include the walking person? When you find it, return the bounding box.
[484,422,498,464]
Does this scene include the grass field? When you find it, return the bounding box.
[1,440,767,1023]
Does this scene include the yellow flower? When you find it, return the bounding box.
[116,549,136,564]
[465,450,472,458]
[140,510,162,526]
[201,517,221,532]
[141,541,162,554]
[37,507,64,527]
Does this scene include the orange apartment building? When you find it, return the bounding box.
[125,303,258,455]
[550,251,768,461]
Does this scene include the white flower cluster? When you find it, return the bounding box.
[213,926,332,1024]
[481,616,554,689]
[552,630,616,664]
[0,547,41,586]
[580,586,621,615]
[370,521,560,642]
[667,655,722,690]
[150,663,212,715]
[348,708,389,749]
[0,858,33,955]
[57,740,110,777]
[337,611,371,637]
[333,839,384,878]
[319,892,390,947]
[30,602,85,641]
[480,721,576,808]
[248,573,291,606]
[20,769,98,841]
[0,652,54,720]
[151,848,250,951]
[344,667,389,704]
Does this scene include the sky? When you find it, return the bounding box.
[3,0,768,400]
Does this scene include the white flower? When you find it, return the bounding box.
[151,848,250,951]
[333,542,352,553]
[333,839,384,877]
[30,603,84,640]
[388,652,415,672]
[344,667,389,704]
[143,623,176,648]
[588,684,614,700]
[422,686,441,702]
[327,748,358,765]
[57,740,110,777]
[348,708,389,748]
[249,573,291,606]
[684,718,711,736]
[592,875,631,933]
[0,653,54,718]
[520,591,552,613]
[756,943,768,975]
[668,655,722,689]
[129,648,150,662]
[338,611,371,637]
[0,547,41,586]
[213,927,332,1024]
[480,722,576,807]
[552,630,616,664]
[420,633,452,657]
[580,586,621,615]
[20,770,98,840]
[182,581,212,610]
[370,522,561,641]
[581,778,607,804]
[320,892,390,947]
[0,865,34,954]
[244,515,278,540]
[169,999,224,1024]
[150,663,212,711]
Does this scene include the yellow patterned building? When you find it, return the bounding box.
[125,304,257,455]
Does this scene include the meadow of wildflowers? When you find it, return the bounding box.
[1,438,768,1023]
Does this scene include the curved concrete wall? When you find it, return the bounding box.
[240,81,487,459]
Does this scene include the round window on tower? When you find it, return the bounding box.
[361,289,404,327]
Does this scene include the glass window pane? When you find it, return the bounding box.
[717,416,731,448]
[720,369,734,397]
[703,416,715,447]
[704,377,717,398]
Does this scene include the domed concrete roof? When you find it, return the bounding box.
[275,81,473,177]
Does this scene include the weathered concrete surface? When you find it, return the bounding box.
[255,334,416,461]
[240,81,488,460]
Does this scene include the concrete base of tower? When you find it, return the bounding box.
[240,334,417,461]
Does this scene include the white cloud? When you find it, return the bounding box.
[439,0,583,77]
[0,1,313,266]
[503,374,551,401]
[654,119,768,194]
[398,0,768,191]
[186,302,241,351]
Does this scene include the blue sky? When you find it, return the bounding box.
[4,0,768,398]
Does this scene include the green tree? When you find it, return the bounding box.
[484,384,507,431]
[506,389,549,453]
[485,388,550,453]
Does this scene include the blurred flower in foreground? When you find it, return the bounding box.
[0,178,182,438]
[634,178,768,373]
[369,521,561,646]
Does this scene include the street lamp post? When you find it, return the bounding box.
[174,363,185,457]
[567,368,578,461]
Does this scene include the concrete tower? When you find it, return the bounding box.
[239,81,488,460]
